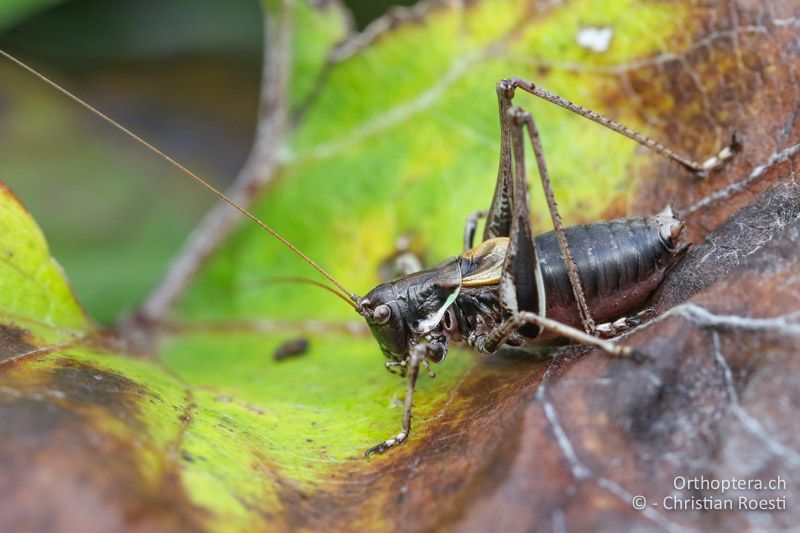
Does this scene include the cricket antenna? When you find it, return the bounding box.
[0,49,360,309]
[240,276,361,309]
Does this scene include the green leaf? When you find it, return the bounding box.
[3,1,483,528]
[0,177,474,525]
[180,0,686,322]
[0,182,88,336]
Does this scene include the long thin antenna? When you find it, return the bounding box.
[1,49,359,308]
[239,276,359,308]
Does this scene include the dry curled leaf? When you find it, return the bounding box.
[0,0,799,531]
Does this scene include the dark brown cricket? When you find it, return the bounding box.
[356,79,736,456]
[0,50,738,459]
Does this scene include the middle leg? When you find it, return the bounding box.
[463,209,488,251]
[482,82,596,336]
[516,109,596,335]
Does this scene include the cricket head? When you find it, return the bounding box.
[358,259,463,365]
[358,283,410,363]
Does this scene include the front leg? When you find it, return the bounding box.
[365,341,445,456]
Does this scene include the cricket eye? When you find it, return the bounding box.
[373,304,392,325]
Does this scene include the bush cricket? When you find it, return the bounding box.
[0,51,738,457]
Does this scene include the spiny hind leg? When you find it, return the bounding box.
[595,308,657,339]
[481,81,515,242]
[475,310,634,358]
[506,77,739,176]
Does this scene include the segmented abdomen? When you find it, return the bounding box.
[535,218,680,329]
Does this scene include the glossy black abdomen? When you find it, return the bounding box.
[535,218,680,329]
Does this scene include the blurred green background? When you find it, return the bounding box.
[0,0,413,324]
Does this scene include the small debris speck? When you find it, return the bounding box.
[576,26,613,53]
[273,337,310,361]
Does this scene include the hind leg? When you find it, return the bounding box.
[506,77,739,176]
[595,308,658,339]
